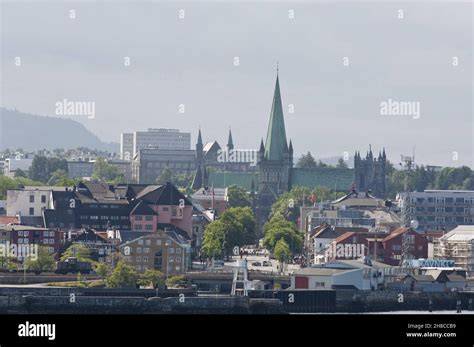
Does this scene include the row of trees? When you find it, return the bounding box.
[296,151,348,169]
[385,165,474,198]
[0,244,185,289]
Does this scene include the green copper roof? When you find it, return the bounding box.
[264,75,288,161]
[292,168,354,191]
[208,172,258,191]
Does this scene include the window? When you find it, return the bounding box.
[176,257,181,262]
[43,231,48,237]
[172,208,177,217]
[41,195,46,203]
[144,248,150,253]
[162,207,169,212]
[136,224,143,230]
[18,238,23,244]
[138,239,144,245]
[168,248,175,254]
[143,256,148,262]
[100,216,108,220]
[165,240,171,246]
[135,215,143,221]
[156,239,162,246]
[29,195,34,203]
[136,247,142,253]
[176,248,182,254]
[18,231,23,236]
[175,265,181,272]
[145,240,151,246]
[145,224,153,231]
[145,215,153,221]
[169,257,174,263]
[49,239,55,244]
[90,216,99,220]
[29,207,34,216]
[136,256,142,262]
[23,231,29,237]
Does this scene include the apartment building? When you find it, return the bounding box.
[398,190,474,232]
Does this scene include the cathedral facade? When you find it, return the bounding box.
[192,72,388,232]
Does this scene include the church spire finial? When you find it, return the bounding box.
[277,60,279,75]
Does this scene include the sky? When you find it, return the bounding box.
[0,0,472,167]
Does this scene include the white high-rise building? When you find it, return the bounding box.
[120,129,191,160]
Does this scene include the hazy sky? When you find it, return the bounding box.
[1,0,472,167]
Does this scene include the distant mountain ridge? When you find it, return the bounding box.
[0,108,118,152]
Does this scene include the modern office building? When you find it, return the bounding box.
[121,128,191,159]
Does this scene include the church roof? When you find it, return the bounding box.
[292,168,354,191]
[264,75,288,161]
[208,172,258,191]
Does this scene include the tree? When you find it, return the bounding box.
[296,151,317,169]
[227,185,251,208]
[106,261,138,288]
[60,244,93,262]
[0,256,17,270]
[274,239,291,263]
[93,262,110,281]
[29,155,68,183]
[336,157,348,169]
[92,157,123,183]
[156,166,173,185]
[14,169,27,178]
[263,213,303,256]
[138,269,165,288]
[26,246,55,273]
[201,207,256,258]
[165,275,186,288]
[0,176,18,199]
[47,169,75,186]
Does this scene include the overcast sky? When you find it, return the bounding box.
[1,0,472,167]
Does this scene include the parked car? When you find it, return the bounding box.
[262,261,272,267]
[251,261,262,267]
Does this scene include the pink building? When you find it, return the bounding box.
[130,183,193,239]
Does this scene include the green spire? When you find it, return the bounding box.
[264,73,288,161]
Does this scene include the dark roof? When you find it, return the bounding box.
[130,201,158,216]
[158,223,190,242]
[18,216,44,228]
[312,224,369,239]
[446,274,467,282]
[332,189,377,204]
[406,275,434,282]
[135,182,192,206]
